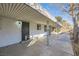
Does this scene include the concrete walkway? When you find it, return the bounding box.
[0,33,74,56]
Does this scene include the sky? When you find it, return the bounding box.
[40,3,73,25]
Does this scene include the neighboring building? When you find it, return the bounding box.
[0,3,56,47]
[60,21,72,32]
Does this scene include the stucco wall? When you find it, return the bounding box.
[30,21,47,39]
[0,18,22,47]
[0,17,50,47]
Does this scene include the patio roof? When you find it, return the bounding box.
[0,3,55,26]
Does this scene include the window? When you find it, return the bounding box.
[44,25,47,32]
[37,24,41,30]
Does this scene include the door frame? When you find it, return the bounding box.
[21,21,30,41]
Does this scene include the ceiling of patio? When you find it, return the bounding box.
[0,3,55,26]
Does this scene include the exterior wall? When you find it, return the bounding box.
[0,17,53,47]
[30,21,47,39]
[0,17,22,47]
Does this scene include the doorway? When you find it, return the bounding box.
[22,22,29,41]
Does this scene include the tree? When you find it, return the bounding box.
[60,3,79,43]
[62,20,71,26]
[55,16,62,23]
[69,4,79,44]
[61,20,72,32]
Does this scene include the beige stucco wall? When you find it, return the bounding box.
[0,17,53,47]
[30,21,47,39]
[0,17,22,47]
[0,17,47,47]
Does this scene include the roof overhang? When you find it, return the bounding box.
[0,3,55,26]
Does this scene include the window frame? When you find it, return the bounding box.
[44,25,47,32]
[37,24,41,30]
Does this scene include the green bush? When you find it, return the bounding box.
[56,29,60,33]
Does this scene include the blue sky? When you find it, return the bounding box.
[40,3,73,25]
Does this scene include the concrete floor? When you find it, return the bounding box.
[0,33,74,56]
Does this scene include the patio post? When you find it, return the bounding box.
[47,21,50,46]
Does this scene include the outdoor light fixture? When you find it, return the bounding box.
[18,21,21,24]
[15,20,22,29]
